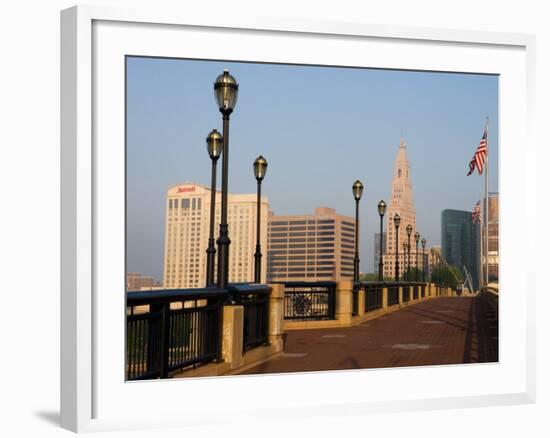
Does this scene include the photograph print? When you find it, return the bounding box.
[125,57,499,381]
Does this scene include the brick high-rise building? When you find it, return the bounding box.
[126,272,156,291]
[267,207,355,282]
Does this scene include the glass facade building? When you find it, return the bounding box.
[441,209,480,291]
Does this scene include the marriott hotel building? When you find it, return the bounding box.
[267,207,356,282]
[163,183,268,288]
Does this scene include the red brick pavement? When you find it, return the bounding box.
[239,296,498,375]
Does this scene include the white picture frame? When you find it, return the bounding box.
[60,5,536,433]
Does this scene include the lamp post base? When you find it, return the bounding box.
[216,225,231,290]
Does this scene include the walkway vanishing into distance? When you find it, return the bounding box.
[239,296,498,375]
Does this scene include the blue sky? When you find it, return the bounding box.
[126,57,498,281]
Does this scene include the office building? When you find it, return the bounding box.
[267,207,355,282]
[486,193,499,282]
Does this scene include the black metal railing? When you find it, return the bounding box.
[387,283,399,306]
[228,284,270,352]
[281,281,337,320]
[362,283,383,312]
[402,285,410,302]
[421,285,426,298]
[126,310,162,380]
[126,288,227,380]
[413,285,419,300]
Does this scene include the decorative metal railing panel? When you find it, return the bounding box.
[413,285,419,300]
[282,281,336,320]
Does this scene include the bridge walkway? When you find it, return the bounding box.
[239,296,498,375]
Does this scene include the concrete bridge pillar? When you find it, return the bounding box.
[268,284,285,350]
[357,289,365,317]
[222,305,244,369]
[336,280,353,325]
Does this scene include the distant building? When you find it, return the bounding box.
[162,183,269,288]
[126,272,156,291]
[441,209,480,290]
[486,193,499,282]
[267,207,355,282]
[374,232,386,274]
[428,246,441,275]
[382,139,419,279]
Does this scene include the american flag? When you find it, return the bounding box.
[472,201,481,224]
[467,127,488,176]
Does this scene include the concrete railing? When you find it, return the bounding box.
[283,281,456,331]
[480,282,499,314]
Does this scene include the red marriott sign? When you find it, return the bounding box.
[176,187,196,193]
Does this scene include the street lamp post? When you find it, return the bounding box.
[403,242,408,281]
[377,200,387,281]
[205,129,223,286]
[406,224,412,281]
[253,156,268,283]
[214,69,239,289]
[421,238,426,282]
[352,180,364,283]
[414,232,420,281]
[394,214,401,281]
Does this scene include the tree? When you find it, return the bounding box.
[430,264,463,288]
[359,272,393,282]
[401,267,423,282]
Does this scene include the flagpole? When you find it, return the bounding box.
[484,117,489,286]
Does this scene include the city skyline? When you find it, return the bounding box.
[126,57,499,281]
